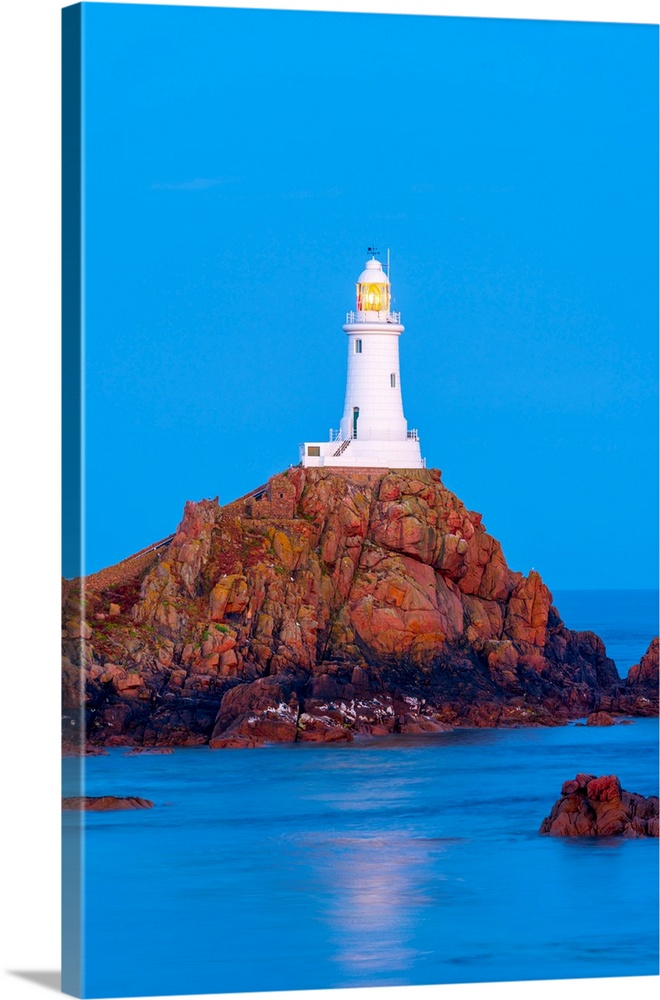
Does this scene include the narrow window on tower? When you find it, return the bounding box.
[355,339,362,354]
[390,373,396,387]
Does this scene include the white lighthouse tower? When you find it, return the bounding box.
[300,252,424,469]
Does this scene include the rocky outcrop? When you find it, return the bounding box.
[539,775,658,837]
[62,796,154,810]
[628,637,659,695]
[598,637,659,718]
[62,467,655,749]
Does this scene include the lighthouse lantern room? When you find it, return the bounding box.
[300,253,424,469]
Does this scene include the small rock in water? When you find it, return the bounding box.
[586,711,615,726]
[539,775,658,837]
[62,796,154,811]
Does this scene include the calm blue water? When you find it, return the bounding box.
[67,591,659,997]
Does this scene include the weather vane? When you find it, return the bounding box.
[367,245,380,258]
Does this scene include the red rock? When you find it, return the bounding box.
[503,571,552,648]
[209,677,300,748]
[586,775,622,801]
[628,637,659,688]
[485,640,519,679]
[62,796,153,810]
[297,712,353,743]
[396,714,451,734]
[210,715,297,748]
[540,775,658,837]
[64,467,649,749]
[586,711,615,726]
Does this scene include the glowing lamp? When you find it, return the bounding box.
[357,282,390,312]
[355,257,391,313]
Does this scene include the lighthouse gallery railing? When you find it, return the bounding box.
[345,311,401,324]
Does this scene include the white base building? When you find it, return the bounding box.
[301,254,424,469]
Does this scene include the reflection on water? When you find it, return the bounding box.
[73,719,659,998]
[303,832,451,979]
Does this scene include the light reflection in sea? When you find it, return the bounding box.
[295,831,456,979]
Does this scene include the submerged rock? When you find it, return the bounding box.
[539,775,658,837]
[62,467,657,749]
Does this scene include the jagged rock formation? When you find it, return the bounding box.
[596,636,659,718]
[628,636,659,688]
[62,467,656,749]
[539,774,659,837]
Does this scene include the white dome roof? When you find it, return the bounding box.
[357,257,389,285]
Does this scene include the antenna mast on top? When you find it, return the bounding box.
[366,245,391,283]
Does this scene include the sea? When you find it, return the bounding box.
[64,590,659,998]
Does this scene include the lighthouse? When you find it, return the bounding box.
[300,253,424,469]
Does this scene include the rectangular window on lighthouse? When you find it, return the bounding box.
[354,339,362,354]
[390,373,396,387]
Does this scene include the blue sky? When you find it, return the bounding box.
[77,2,658,589]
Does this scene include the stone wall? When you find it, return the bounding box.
[246,475,296,519]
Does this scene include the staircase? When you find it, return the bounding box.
[332,438,351,458]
